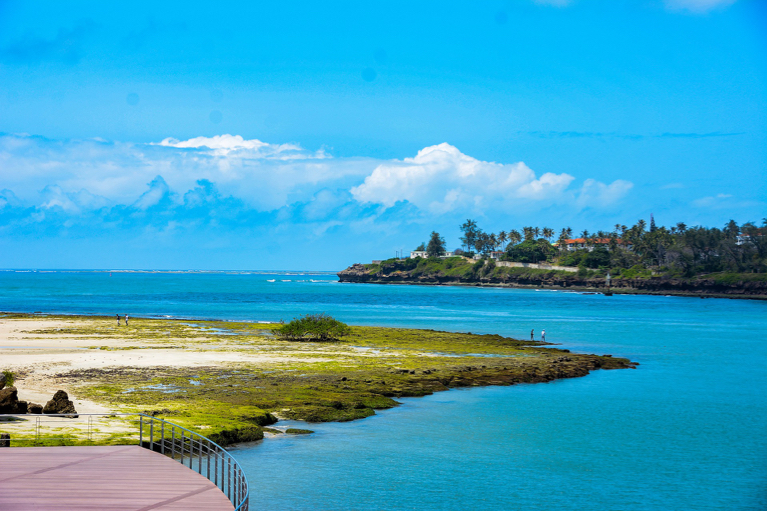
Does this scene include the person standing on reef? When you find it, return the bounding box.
[116,314,120,326]
[530,329,534,341]
[125,314,129,327]
[541,330,546,342]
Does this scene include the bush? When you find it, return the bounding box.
[276,314,352,342]
[1,370,14,388]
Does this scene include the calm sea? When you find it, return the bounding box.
[1,270,765,510]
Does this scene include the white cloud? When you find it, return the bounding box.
[157,134,324,160]
[0,133,369,211]
[664,0,737,13]
[351,143,625,214]
[577,179,634,208]
[0,134,634,225]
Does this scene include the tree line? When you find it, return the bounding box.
[414,217,767,275]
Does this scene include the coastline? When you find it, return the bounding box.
[338,279,767,300]
[337,263,767,300]
[0,312,636,445]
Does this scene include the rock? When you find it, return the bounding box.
[43,390,78,417]
[15,400,28,414]
[285,428,313,435]
[28,402,43,414]
[0,433,9,447]
[0,386,20,413]
[0,373,6,391]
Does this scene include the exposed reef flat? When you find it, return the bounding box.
[0,313,636,445]
[338,260,767,299]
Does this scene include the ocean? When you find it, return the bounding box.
[0,270,765,510]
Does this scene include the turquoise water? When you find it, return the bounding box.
[1,270,765,510]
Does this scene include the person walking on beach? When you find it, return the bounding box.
[530,329,534,341]
[116,314,120,326]
[125,314,129,327]
[541,330,546,342]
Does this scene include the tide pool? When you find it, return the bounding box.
[0,270,765,509]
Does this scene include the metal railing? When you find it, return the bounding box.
[0,413,249,511]
[139,415,249,511]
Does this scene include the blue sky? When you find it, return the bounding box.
[0,0,765,269]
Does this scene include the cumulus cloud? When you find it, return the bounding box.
[0,133,368,211]
[351,143,625,214]
[664,0,737,13]
[0,134,636,242]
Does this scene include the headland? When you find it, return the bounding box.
[337,258,767,299]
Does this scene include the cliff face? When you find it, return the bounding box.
[337,263,767,298]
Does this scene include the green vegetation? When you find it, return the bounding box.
[3,315,635,446]
[2,370,14,387]
[277,314,352,341]
[412,218,767,278]
[426,231,447,258]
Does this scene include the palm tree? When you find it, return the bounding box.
[533,227,541,239]
[509,230,522,245]
[676,222,687,234]
[523,227,534,242]
[542,227,554,242]
[498,231,507,250]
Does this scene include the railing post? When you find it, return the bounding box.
[139,415,143,447]
[149,418,154,452]
[179,431,184,465]
[160,422,165,455]
[197,437,202,474]
[171,427,176,460]
[207,440,211,480]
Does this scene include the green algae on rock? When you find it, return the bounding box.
[3,314,637,446]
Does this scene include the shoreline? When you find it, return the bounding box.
[337,279,767,300]
[0,312,637,446]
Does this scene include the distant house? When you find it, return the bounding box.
[489,251,504,260]
[555,238,625,252]
[410,250,456,259]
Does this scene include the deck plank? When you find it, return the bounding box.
[0,445,235,510]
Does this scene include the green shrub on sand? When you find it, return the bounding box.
[277,314,352,342]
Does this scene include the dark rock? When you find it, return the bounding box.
[0,433,9,447]
[15,400,28,414]
[28,403,43,414]
[0,373,6,391]
[43,390,78,417]
[0,386,20,413]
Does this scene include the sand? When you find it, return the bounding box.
[0,317,327,414]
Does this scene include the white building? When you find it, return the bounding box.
[410,250,456,258]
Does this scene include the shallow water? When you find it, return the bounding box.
[1,270,765,510]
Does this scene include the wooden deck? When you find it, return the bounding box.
[0,445,235,510]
